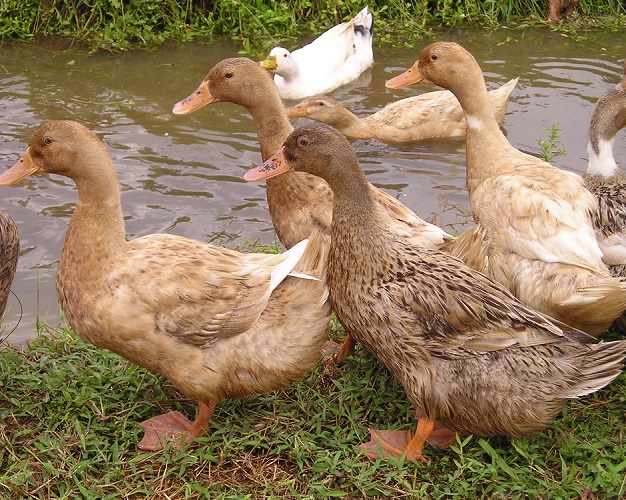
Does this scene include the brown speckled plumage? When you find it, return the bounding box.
[0,120,330,447]
[583,86,626,278]
[0,210,19,317]
[262,122,626,453]
[582,81,626,332]
[284,79,518,143]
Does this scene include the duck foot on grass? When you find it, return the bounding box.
[138,400,216,451]
[358,419,456,461]
[321,334,356,365]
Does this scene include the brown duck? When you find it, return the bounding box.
[245,121,626,462]
[0,209,19,318]
[0,120,330,451]
[583,78,626,276]
[386,42,626,336]
[172,56,487,361]
[284,77,518,143]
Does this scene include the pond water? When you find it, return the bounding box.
[0,28,624,345]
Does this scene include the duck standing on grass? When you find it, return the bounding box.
[0,120,331,451]
[259,6,374,100]
[284,76,518,143]
[0,209,19,318]
[172,56,488,363]
[244,121,626,462]
[386,42,626,336]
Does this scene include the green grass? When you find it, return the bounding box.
[0,0,624,52]
[1,324,625,499]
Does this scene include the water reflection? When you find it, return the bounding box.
[0,29,624,344]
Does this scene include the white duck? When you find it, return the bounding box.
[260,7,373,100]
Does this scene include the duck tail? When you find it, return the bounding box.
[291,229,330,286]
[565,340,626,398]
[353,6,374,38]
[490,77,519,124]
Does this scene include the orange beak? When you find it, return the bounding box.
[172,79,217,115]
[285,101,308,118]
[0,148,43,185]
[243,147,294,181]
[385,61,425,89]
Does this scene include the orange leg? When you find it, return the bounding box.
[138,400,216,451]
[321,334,357,365]
[358,418,437,462]
[405,419,435,461]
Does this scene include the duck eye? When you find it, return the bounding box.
[298,137,309,147]
[224,72,233,79]
[43,137,53,146]
[431,54,438,61]
[283,53,288,58]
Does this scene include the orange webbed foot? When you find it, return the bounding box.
[358,419,437,462]
[358,428,427,462]
[425,421,457,448]
[138,410,202,451]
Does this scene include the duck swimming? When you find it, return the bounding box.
[259,7,374,99]
[284,77,518,143]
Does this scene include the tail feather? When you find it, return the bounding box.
[565,340,626,398]
[269,238,309,293]
[292,229,330,286]
[353,6,373,37]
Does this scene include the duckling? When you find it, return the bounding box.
[0,120,330,451]
[244,121,626,462]
[259,7,374,99]
[284,78,518,143]
[0,209,19,317]
[386,42,626,336]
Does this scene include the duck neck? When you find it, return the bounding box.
[447,68,515,194]
[247,97,294,162]
[586,90,626,178]
[60,158,126,282]
[586,136,619,178]
[330,109,371,140]
[327,166,384,259]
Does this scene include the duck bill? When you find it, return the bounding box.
[259,56,277,71]
[243,147,294,181]
[0,148,43,185]
[172,80,217,115]
[385,61,425,89]
[285,101,308,118]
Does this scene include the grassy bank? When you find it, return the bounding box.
[0,0,625,51]
[1,325,625,498]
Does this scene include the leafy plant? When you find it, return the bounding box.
[537,123,568,162]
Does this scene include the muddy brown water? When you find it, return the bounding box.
[0,28,624,344]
